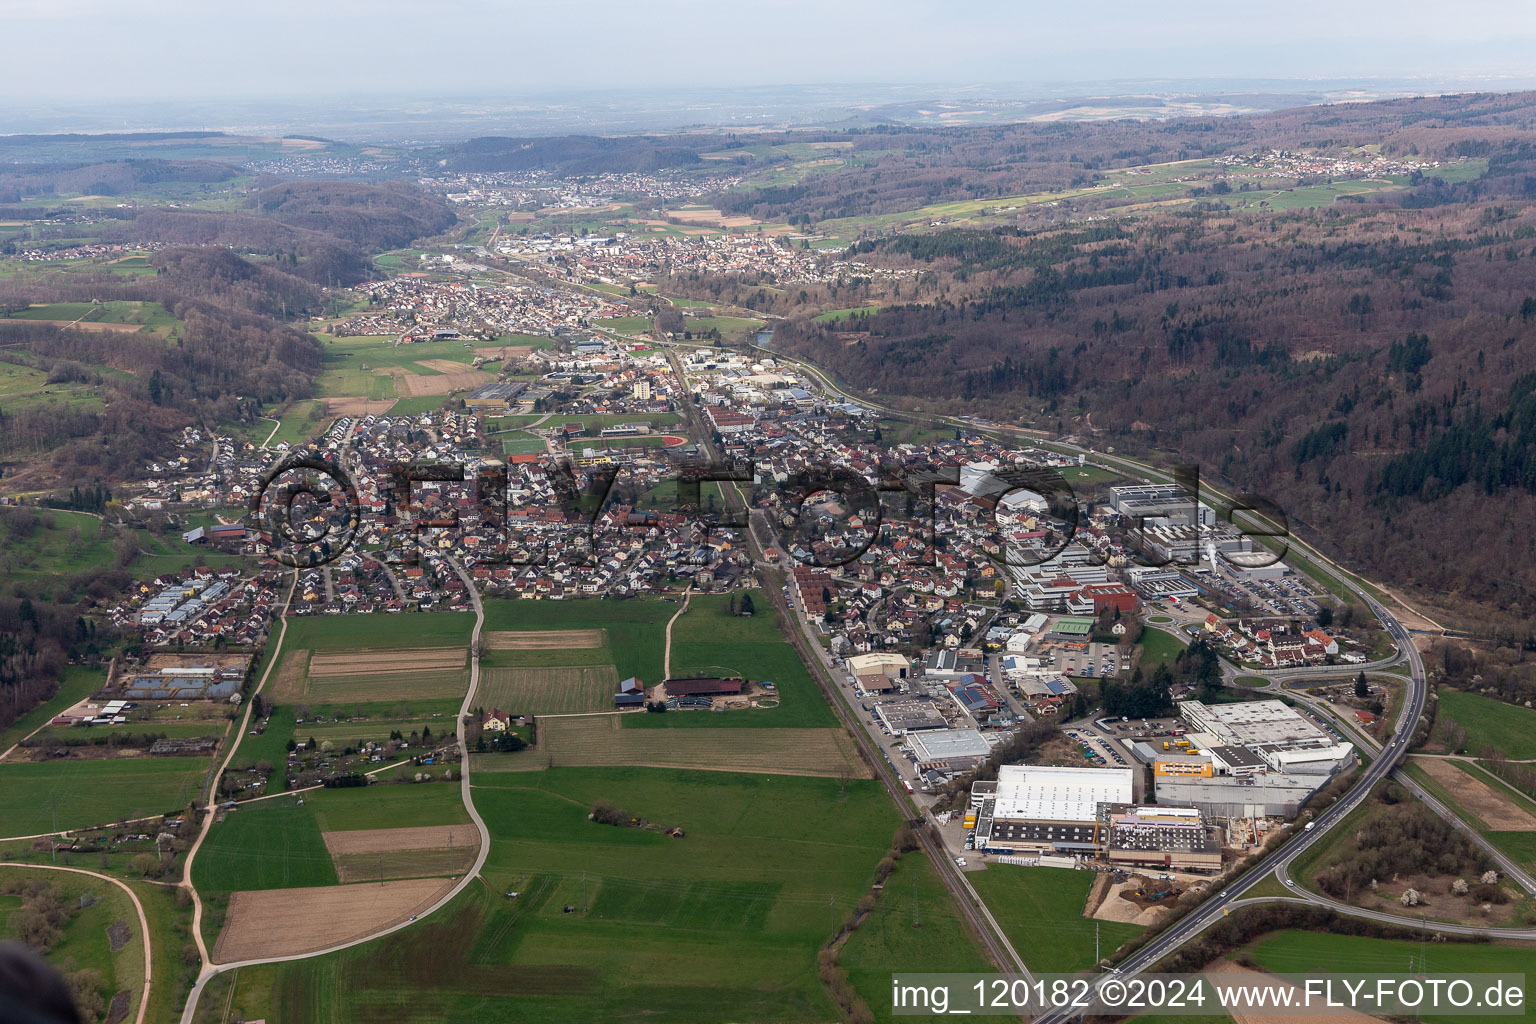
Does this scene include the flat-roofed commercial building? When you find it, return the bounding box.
[874,699,948,734]
[1178,699,1353,774]
[908,728,993,772]
[973,765,1133,854]
[1100,804,1223,872]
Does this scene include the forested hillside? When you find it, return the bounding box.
[770,146,1536,626]
[0,249,323,487]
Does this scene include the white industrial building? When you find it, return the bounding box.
[1177,699,1353,775]
[908,728,993,770]
[1149,699,1356,818]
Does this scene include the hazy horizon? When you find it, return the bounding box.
[6,0,1536,104]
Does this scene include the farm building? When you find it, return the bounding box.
[615,677,646,707]
[663,677,743,698]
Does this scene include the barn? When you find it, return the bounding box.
[663,677,743,697]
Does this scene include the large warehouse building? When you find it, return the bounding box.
[1177,699,1354,775]
[971,765,1133,854]
[969,765,1222,870]
[1140,699,1356,818]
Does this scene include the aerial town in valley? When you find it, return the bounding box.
[5,43,1533,1021]
[66,249,1388,893]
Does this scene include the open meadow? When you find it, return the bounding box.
[966,865,1143,973]
[628,590,838,731]
[481,599,669,683]
[1246,930,1536,1023]
[0,865,150,1023]
[206,766,914,1023]
[0,757,210,836]
[1432,688,1536,759]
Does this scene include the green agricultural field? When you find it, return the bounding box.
[280,612,476,652]
[0,758,209,835]
[472,332,559,351]
[840,851,997,1023]
[0,507,120,590]
[229,706,297,791]
[3,301,100,320]
[192,799,339,893]
[967,866,1143,973]
[268,400,324,446]
[306,779,471,831]
[314,353,397,401]
[301,698,462,722]
[481,598,670,683]
[388,395,452,418]
[591,314,654,334]
[874,418,953,447]
[628,590,838,731]
[1434,688,1536,758]
[479,645,616,669]
[1246,930,1536,1022]
[0,866,149,1023]
[208,766,899,1024]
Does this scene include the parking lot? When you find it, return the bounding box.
[1062,726,1130,767]
[1039,640,1122,679]
[1192,566,1322,618]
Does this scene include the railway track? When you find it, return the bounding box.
[658,335,1030,982]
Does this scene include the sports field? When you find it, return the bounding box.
[475,666,620,716]
[537,715,867,777]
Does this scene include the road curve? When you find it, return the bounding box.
[1036,588,1427,1023]
[0,862,154,1024]
[181,570,298,968]
[177,561,493,1024]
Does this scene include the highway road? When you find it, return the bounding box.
[1035,588,1429,1021]
[750,333,1526,1008]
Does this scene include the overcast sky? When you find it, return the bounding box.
[6,0,1536,101]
